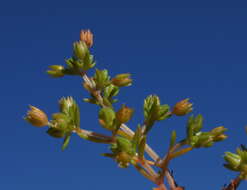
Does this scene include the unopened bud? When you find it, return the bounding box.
[73,41,88,60]
[172,98,193,116]
[115,151,132,168]
[25,105,48,127]
[116,105,134,123]
[111,73,132,87]
[224,152,241,169]
[47,65,65,78]
[80,30,93,48]
[83,82,93,92]
[211,126,227,136]
[214,134,228,142]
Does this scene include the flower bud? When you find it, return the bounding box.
[115,151,132,168]
[47,65,65,78]
[172,98,193,116]
[25,105,48,127]
[224,152,241,169]
[82,82,93,92]
[73,41,88,60]
[59,97,74,113]
[116,105,134,123]
[98,107,116,130]
[210,126,227,136]
[214,134,228,142]
[80,30,93,48]
[111,73,132,87]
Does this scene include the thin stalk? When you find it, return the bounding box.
[165,170,176,190]
[222,175,242,190]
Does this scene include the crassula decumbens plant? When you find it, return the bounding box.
[24,30,247,190]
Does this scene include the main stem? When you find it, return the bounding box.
[80,72,162,184]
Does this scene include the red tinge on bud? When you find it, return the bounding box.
[80,29,93,48]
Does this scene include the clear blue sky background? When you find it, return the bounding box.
[1,0,247,190]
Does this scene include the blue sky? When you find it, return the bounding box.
[1,0,247,190]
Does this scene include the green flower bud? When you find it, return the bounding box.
[224,152,241,169]
[73,41,88,60]
[144,95,160,120]
[186,115,203,142]
[59,97,74,114]
[58,97,80,129]
[98,107,116,130]
[111,73,132,87]
[47,65,65,78]
[50,113,70,130]
[25,105,48,127]
[116,105,134,123]
[93,69,110,89]
[115,136,135,155]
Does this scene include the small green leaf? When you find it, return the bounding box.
[77,130,112,144]
[169,130,177,148]
[101,153,115,159]
[132,125,142,150]
[104,84,119,98]
[62,134,71,151]
[83,98,98,105]
[158,104,170,120]
[194,114,203,133]
[138,136,146,159]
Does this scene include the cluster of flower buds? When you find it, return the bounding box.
[98,104,134,131]
[143,95,171,133]
[47,30,95,78]
[186,115,227,148]
[224,147,247,179]
[102,136,136,168]
[103,133,146,168]
[25,29,241,190]
[210,126,228,142]
[83,71,132,107]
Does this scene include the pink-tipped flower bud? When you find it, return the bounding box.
[80,29,93,48]
[172,98,193,116]
[25,105,48,127]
